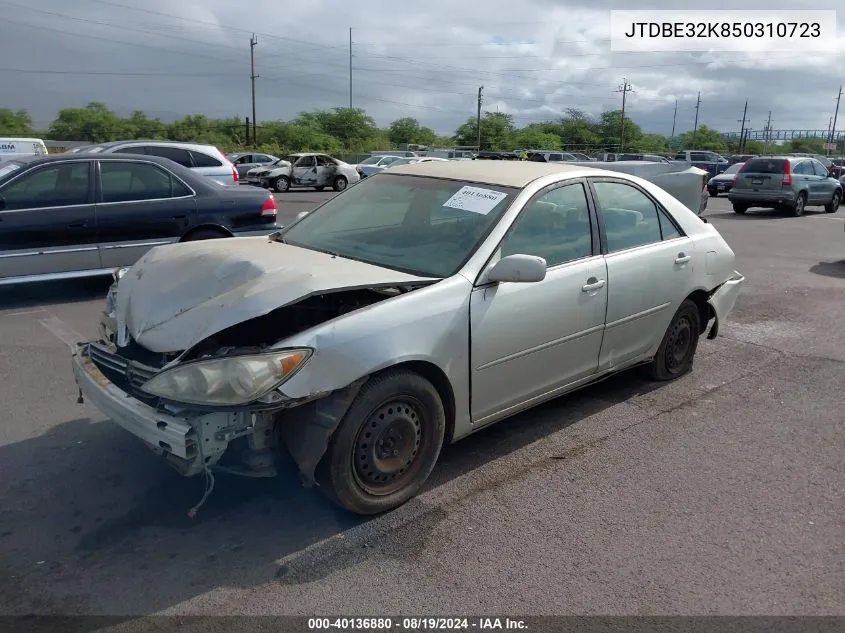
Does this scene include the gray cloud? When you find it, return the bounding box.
[0,0,842,137]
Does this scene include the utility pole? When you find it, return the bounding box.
[691,91,701,149]
[249,34,258,146]
[348,28,353,109]
[245,117,250,144]
[737,100,749,154]
[476,86,483,151]
[614,79,633,152]
[671,99,678,139]
[764,110,772,154]
[829,85,842,155]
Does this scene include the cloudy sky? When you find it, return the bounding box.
[0,0,842,138]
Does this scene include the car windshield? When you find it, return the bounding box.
[723,163,743,174]
[277,174,518,277]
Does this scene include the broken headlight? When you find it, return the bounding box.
[140,348,312,406]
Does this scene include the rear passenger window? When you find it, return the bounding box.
[592,181,662,253]
[145,146,192,167]
[100,162,174,202]
[549,154,562,162]
[190,151,222,167]
[500,183,593,267]
[657,208,682,240]
[792,161,812,175]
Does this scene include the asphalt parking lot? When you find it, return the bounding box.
[0,194,843,617]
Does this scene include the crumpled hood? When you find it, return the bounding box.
[114,237,435,353]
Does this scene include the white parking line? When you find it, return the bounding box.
[1,308,48,318]
[38,315,86,349]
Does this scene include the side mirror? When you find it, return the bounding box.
[486,254,547,283]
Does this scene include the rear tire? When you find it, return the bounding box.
[333,175,348,192]
[708,188,718,197]
[791,192,806,217]
[648,299,701,381]
[182,228,230,242]
[732,202,748,214]
[317,370,446,515]
[824,189,841,213]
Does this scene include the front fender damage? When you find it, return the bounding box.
[277,377,368,487]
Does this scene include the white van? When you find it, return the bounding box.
[0,138,48,163]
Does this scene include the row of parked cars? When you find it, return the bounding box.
[706,155,844,216]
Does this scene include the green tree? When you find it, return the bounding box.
[635,133,671,153]
[558,109,602,152]
[313,108,378,150]
[0,109,34,135]
[598,110,642,152]
[783,137,825,153]
[513,127,561,150]
[454,112,515,150]
[47,101,132,142]
[127,111,167,139]
[676,125,727,152]
[387,117,422,146]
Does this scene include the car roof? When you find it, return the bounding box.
[386,160,588,187]
[5,152,203,175]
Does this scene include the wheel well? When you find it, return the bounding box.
[686,289,712,335]
[179,224,233,242]
[376,360,456,443]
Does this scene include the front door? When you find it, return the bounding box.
[292,155,317,185]
[0,160,99,281]
[587,178,694,370]
[95,160,197,268]
[470,180,607,424]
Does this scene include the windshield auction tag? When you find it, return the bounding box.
[442,186,507,215]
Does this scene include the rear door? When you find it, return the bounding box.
[792,160,819,202]
[588,177,695,368]
[810,159,838,203]
[94,159,197,268]
[232,154,255,178]
[0,160,99,281]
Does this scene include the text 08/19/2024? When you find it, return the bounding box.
[609,10,837,52]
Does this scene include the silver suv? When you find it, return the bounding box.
[73,140,238,185]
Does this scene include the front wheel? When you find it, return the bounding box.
[333,175,348,192]
[273,176,290,193]
[317,370,446,515]
[824,189,841,213]
[648,299,701,381]
[731,202,748,214]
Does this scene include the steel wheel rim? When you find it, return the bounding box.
[353,397,425,496]
[665,316,692,371]
[277,178,288,191]
[335,177,347,190]
[796,196,804,214]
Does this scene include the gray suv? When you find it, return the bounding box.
[729,156,843,216]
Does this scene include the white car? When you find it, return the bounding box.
[385,156,451,169]
[72,140,239,185]
[248,153,359,192]
[356,155,404,178]
[71,160,743,515]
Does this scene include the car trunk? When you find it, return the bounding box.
[734,158,788,191]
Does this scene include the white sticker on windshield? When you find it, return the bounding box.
[442,186,507,215]
[0,163,21,178]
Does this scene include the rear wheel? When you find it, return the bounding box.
[333,175,348,192]
[182,228,230,241]
[732,202,748,214]
[708,188,718,197]
[648,299,701,381]
[317,370,446,515]
[824,189,841,213]
[791,192,806,217]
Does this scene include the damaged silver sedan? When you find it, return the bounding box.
[71,160,744,515]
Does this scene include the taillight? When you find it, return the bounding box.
[736,161,747,174]
[231,164,239,183]
[782,161,792,186]
[261,197,277,217]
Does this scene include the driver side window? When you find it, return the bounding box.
[295,156,316,168]
[499,183,593,267]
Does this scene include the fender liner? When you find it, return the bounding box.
[278,377,368,487]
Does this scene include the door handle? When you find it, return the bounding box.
[675,253,691,264]
[581,278,606,292]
